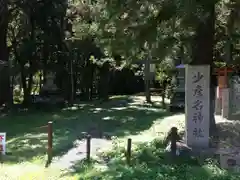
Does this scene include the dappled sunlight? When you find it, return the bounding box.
[153,113,185,135]
[49,96,174,170]
[67,139,228,180]
[128,96,170,105]
[148,113,240,150]
[124,133,158,143]
[92,107,108,113]
[217,121,240,148]
[102,116,112,120]
[2,95,237,179]
[62,116,79,120]
[110,107,128,110]
[5,132,48,163]
[24,133,48,139]
[122,117,135,123]
[0,163,72,180]
[102,116,135,122]
[0,95,176,175]
[129,105,166,112]
[52,114,62,119]
[62,103,94,111]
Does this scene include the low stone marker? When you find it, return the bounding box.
[41,71,58,92]
[220,153,240,171]
[230,76,240,118]
[218,148,240,172]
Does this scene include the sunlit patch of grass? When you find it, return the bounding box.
[1,156,95,180]
[109,95,129,100]
[0,163,76,180]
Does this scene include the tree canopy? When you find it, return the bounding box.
[0,0,240,107]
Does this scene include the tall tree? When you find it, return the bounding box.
[0,0,11,106]
[190,1,216,134]
[98,0,231,134]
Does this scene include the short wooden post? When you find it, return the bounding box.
[86,135,91,163]
[126,138,132,165]
[47,121,53,162]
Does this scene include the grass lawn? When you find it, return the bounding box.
[0,95,171,179]
[0,95,239,179]
[70,139,239,180]
[1,140,238,180]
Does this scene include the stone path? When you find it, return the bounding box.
[50,96,165,170]
[51,138,112,170]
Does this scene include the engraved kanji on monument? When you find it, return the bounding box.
[185,65,210,148]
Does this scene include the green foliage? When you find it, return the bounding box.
[80,139,239,180]
[13,85,24,104]
[155,59,174,83]
[96,0,181,62]
[1,0,240,106]
[95,0,240,65]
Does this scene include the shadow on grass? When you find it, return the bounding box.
[65,139,237,180]
[0,96,174,164]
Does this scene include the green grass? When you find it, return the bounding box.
[0,95,172,179]
[1,95,239,179]
[0,96,170,163]
[67,139,240,180]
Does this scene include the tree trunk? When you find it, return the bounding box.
[21,14,35,106]
[20,64,35,106]
[225,4,235,64]
[191,2,216,135]
[20,67,28,105]
[161,80,168,107]
[144,57,151,103]
[99,62,110,101]
[0,1,10,107]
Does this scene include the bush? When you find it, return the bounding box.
[13,85,24,104]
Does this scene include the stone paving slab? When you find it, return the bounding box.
[51,138,112,170]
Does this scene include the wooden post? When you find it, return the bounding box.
[47,121,53,162]
[126,138,132,165]
[86,135,91,163]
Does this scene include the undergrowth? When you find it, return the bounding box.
[72,139,240,180]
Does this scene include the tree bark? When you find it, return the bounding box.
[191,2,216,135]
[0,1,10,106]
[99,62,110,101]
[22,14,35,105]
[144,57,151,103]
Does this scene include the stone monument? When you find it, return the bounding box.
[36,71,64,106]
[185,65,210,148]
[41,71,58,92]
[229,76,240,118]
[218,148,240,172]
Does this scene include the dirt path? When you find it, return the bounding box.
[51,138,112,170]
